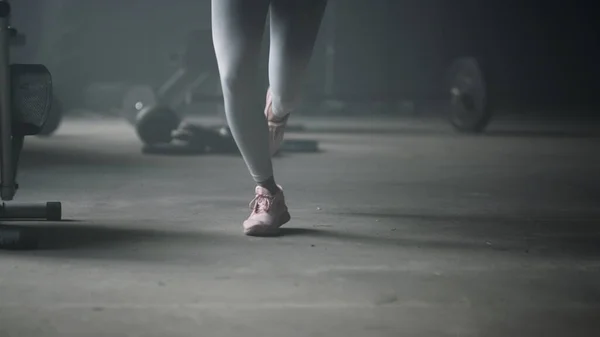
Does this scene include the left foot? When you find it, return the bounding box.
[243,185,290,236]
[265,89,290,156]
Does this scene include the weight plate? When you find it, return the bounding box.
[447,57,492,133]
[122,85,157,125]
[38,96,63,136]
[135,105,181,145]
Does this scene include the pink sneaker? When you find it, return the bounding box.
[243,185,290,236]
[265,89,290,156]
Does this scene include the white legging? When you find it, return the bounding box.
[212,0,327,182]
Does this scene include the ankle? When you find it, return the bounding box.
[257,176,279,195]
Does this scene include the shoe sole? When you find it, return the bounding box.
[244,210,291,237]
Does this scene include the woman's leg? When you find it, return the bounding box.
[212,0,273,185]
[265,0,328,154]
[212,0,287,236]
[211,0,327,236]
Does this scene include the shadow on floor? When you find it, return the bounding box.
[19,146,143,169]
[483,129,600,139]
[0,222,213,251]
[2,209,599,261]
[300,127,447,136]
[302,126,600,139]
[281,210,600,259]
[343,210,599,224]
[20,140,321,168]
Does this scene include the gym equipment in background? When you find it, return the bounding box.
[446,56,493,133]
[0,0,62,250]
[37,95,63,136]
[135,105,182,146]
[124,68,210,145]
[142,122,238,156]
[142,123,319,156]
[122,30,216,146]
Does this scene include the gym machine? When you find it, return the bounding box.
[125,30,318,155]
[0,0,62,249]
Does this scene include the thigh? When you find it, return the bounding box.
[269,0,327,58]
[268,0,327,94]
[211,0,271,87]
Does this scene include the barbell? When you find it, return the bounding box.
[121,69,210,145]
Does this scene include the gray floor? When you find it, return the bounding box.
[1,116,599,337]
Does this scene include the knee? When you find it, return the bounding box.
[218,62,255,96]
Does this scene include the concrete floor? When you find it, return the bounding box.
[1,116,599,337]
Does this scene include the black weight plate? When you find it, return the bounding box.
[448,57,493,133]
[38,96,63,136]
[135,105,181,145]
[122,85,157,125]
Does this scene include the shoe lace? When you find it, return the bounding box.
[249,194,272,213]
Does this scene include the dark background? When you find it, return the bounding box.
[10,0,600,116]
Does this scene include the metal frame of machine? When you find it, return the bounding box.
[0,0,62,250]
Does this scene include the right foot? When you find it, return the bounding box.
[243,185,290,236]
[265,89,290,156]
